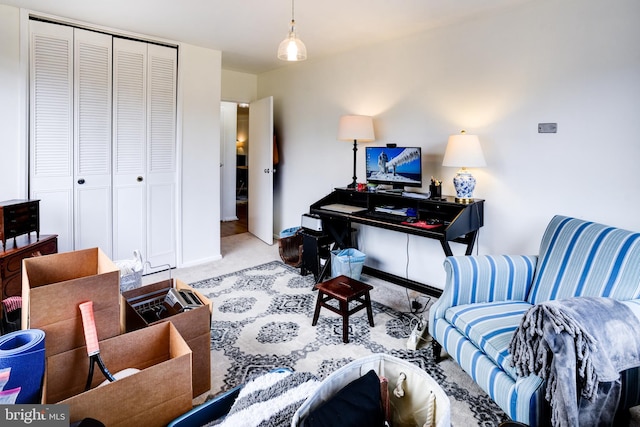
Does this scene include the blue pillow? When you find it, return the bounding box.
[305,369,384,427]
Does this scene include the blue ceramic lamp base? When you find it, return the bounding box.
[453,169,476,203]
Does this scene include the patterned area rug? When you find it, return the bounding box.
[190,261,509,426]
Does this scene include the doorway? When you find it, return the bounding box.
[221,103,249,237]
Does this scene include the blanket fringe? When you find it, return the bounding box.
[509,304,599,400]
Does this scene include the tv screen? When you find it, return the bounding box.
[365,146,422,189]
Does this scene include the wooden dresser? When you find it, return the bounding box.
[0,234,57,301]
[0,199,40,250]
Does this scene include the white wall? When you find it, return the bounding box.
[179,43,222,266]
[222,69,257,103]
[0,5,26,200]
[259,0,640,289]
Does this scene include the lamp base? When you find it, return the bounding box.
[453,168,477,201]
[454,197,474,204]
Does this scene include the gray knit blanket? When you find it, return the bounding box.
[509,297,640,427]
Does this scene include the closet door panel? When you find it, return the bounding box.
[29,21,74,252]
[146,44,177,269]
[74,29,113,254]
[112,38,147,261]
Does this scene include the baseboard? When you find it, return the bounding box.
[179,253,222,268]
[362,266,443,298]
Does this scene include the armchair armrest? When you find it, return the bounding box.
[430,254,538,322]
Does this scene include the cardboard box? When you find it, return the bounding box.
[22,248,121,357]
[123,279,212,397]
[44,322,193,427]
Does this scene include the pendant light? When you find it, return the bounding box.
[277,0,307,61]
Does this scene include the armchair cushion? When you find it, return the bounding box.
[445,301,531,380]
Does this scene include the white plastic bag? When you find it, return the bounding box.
[115,250,144,292]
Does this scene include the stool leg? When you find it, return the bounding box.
[312,292,323,326]
[365,291,374,327]
[340,299,349,343]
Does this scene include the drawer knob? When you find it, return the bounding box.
[78,178,85,185]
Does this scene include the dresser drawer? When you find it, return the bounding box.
[2,270,22,299]
[5,238,57,276]
[0,234,57,300]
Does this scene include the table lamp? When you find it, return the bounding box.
[442,130,486,203]
[337,115,375,188]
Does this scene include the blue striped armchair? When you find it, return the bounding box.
[428,215,640,426]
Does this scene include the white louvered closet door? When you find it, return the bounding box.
[145,44,177,270]
[30,21,75,253]
[112,39,177,268]
[112,38,147,262]
[74,29,113,254]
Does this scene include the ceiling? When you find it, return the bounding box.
[3,0,533,74]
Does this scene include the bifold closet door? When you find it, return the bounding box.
[30,21,112,254]
[113,38,147,263]
[145,44,177,270]
[73,29,113,255]
[113,38,177,269]
[30,21,74,253]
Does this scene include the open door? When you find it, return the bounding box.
[248,96,274,244]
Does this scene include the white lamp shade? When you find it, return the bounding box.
[337,115,375,141]
[442,132,486,168]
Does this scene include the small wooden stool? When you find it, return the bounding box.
[312,275,374,343]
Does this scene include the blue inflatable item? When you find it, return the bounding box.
[0,328,46,404]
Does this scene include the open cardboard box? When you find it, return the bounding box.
[22,248,122,357]
[122,279,212,397]
[44,322,193,427]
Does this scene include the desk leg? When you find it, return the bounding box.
[464,231,478,255]
[441,230,479,257]
[440,240,453,257]
[317,256,331,284]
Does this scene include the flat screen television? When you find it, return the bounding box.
[365,146,422,190]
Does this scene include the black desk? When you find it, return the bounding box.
[307,188,484,296]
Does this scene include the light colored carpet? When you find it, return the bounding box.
[150,233,508,426]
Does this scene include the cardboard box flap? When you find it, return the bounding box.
[35,305,122,359]
[27,275,119,323]
[21,247,122,357]
[22,247,118,288]
[45,323,193,426]
[46,322,191,402]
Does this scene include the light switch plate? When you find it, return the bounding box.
[538,123,557,133]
